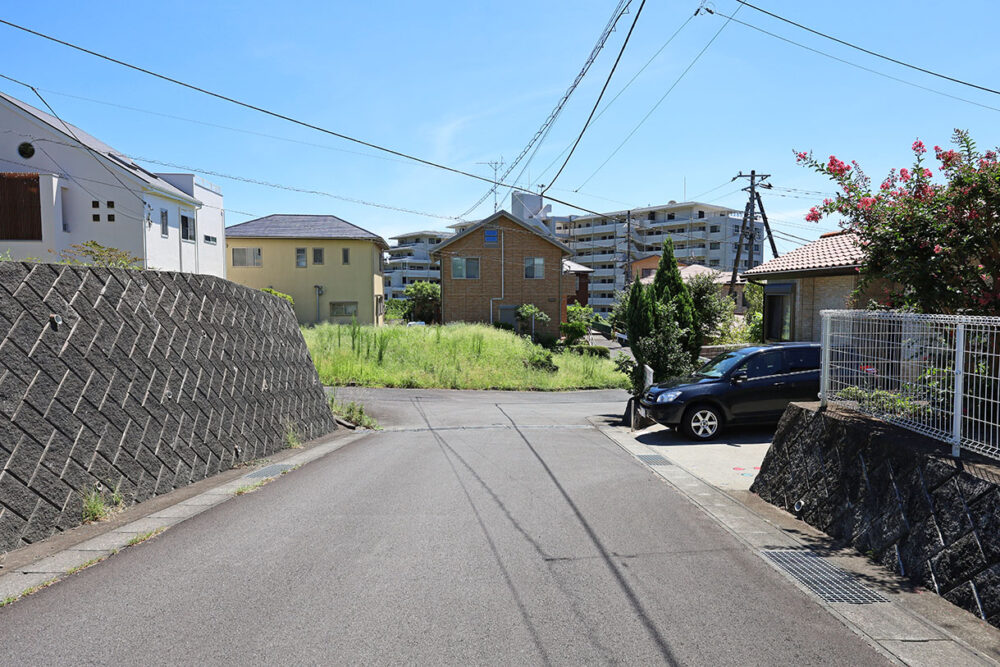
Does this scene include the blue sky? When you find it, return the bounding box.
[3,1,1000,255]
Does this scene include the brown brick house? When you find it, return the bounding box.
[431,210,571,337]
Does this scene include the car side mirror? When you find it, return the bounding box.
[731,370,747,384]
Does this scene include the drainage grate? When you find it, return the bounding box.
[243,464,295,479]
[762,550,888,604]
[637,454,672,466]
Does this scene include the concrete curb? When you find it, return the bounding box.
[596,422,1000,666]
[0,429,372,605]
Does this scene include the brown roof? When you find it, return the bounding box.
[638,263,743,286]
[743,231,862,277]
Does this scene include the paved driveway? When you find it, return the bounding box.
[0,388,886,665]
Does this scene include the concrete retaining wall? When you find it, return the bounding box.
[752,403,1000,628]
[0,262,337,553]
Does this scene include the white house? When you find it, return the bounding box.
[0,91,225,276]
[383,230,452,299]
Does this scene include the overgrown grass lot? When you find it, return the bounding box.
[302,323,628,391]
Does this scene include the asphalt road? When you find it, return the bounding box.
[0,388,886,665]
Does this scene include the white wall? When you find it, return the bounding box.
[152,174,225,277]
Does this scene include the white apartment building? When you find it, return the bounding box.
[383,230,452,299]
[554,201,766,314]
[0,91,225,276]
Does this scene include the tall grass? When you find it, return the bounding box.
[302,323,628,391]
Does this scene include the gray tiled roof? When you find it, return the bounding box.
[0,91,197,203]
[226,214,388,247]
[744,232,862,277]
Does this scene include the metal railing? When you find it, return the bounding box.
[820,310,1000,461]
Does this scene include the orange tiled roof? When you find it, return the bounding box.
[743,231,862,277]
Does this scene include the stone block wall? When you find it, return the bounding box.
[752,403,1000,628]
[0,262,337,553]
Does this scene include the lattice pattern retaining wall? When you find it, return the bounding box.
[0,262,336,553]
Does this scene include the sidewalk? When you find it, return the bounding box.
[597,420,1000,665]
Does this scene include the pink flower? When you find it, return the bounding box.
[934,244,943,254]
[822,198,833,206]
[912,140,926,154]
[805,207,822,222]
[827,155,851,176]
[923,168,933,178]
[795,151,809,162]
[899,168,911,182]
[858,197,876,210]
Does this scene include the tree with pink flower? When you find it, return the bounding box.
[796,130,999,314]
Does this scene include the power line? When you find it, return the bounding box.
[703,8,1000,114]
[574,4,743,190]
[0,19,610,219]
[533,13,696,189]
[541,0,647,195]
[735,0,1000,98]
[458,0,632,217]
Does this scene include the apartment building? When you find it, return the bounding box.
[553,201,765,314]
[383,230,452,300]
[0,91,225,276]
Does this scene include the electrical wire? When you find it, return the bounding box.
[704,8,1000,114]
[541,0,647,195]
[574,5,743,190]
[735,0,1000,97]
[0,20,612,219]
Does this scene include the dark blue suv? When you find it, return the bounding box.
[638,343,821,440]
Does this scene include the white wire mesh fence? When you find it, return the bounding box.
[820,310,1000,461]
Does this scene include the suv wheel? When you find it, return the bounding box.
[682,404,722,440]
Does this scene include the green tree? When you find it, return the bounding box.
[51,241,143,269]
[403,281,440,323]
[686,273,735,344]
[515,303,550,339]
[649,239,699,358]
[561,301,599,345]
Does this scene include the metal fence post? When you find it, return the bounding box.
[951,323,965,458]
[820,311,832,409]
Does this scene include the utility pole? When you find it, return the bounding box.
[728,170,771,295]
[476,157,505,212]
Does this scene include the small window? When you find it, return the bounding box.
[484,228,499,247]
[17,142,35,159]
[697,210,705,219]
[452,257,479,279]
[232,247,263,267]
[329,302,358,317]
[92,214,100,222]
[91,200,100,209]
[203,235,217,245]
[107,201,115,209]
[180,214,196,241]
[647,212,655,221]
[667,213,675,220]
[710,242,720,250]
[710,225,719,233]
[524,257,544,279]
[342,248,350,265]
[313,248,324,265]
[160,209,168,237]
[107,214,115,222]
[296,248,307,268]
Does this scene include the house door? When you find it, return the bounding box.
[498,305,517,328]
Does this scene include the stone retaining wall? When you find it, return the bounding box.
[0,262,337,553]
[752,403,1000,628]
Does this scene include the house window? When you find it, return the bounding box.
[160,209,168,237]
[296,248,307,268]
[0,173,43,240]
[647,212,655,221]
[524,257,544,279]
[733,225,741,235]
[91,200,99,209]
[667,213,675,220]
[107,214,115,222]
[203,235,217,245]
[232,247,262,267]
[710,242,720,250]
[709,260,720,267]
[641,268,655,279]
[92,214,100,222]
[764,287,794,342]
[180,214,195,241]
[313,248,324,265]
[697,210,705,219]
[342,248,350,265]
[451,257,479,279]
[107,201,115,209]
[710,225,719,233]
[484,228,499,247]
[330,302,358,318]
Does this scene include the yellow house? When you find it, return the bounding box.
[225,214,388,325]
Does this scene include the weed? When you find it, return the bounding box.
[66,555,107,575]
[127,527,165,547]
[234,480,268,496]
[0,596,15,607]
[284,420,303,449]
[21,578,57,597]
[110,487,125,509]
[329,397,380,429]
[81,486,110,523]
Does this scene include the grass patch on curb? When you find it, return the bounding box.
[126,527,166,547]
[329,395,380,430]
[302,322,628,391]
[66,555,108,575]
[233,479,269,496]
[0,578,59,608]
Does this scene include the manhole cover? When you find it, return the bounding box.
[762,550,887,604]
[244,464,295,479]
[637,454,671,466]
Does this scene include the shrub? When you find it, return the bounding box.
[385,298,408,320]
[524,346,557,372]
[560,320,589,346]
[492,321,514,332]
[571,344,610,358]
[261,287,294,305]
[403,281,440,323]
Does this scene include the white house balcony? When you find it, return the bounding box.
[399,269,439,279]
[588,296,617,307]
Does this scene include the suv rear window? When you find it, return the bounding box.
[784,347,820,372]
